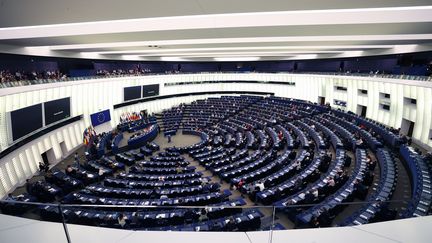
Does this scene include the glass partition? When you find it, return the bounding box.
[0,200,69,243]
[0,198,416,243]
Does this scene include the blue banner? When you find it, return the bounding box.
[90,109,111,127]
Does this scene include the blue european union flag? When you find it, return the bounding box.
[90,109,111,127]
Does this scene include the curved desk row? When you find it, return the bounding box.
[127,124,159,148]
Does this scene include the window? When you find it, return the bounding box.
[358,89,367,96]
[358,89,368,95]
[404,97,417,106]
[335,86,347,91]
[380,103,390,111]
[380,92,390,99]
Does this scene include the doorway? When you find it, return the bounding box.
[41,148,56,166]
[41,152,49,165]
[356,105,367,117]
[401,118,415,137]
[60,141,68,158]
[318,96,326,105]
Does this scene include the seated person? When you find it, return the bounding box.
[288,151,297,160]
[5,193,16,201]
[317,208,331,227]
[353,179,368,199]
[98,168,104,177]
[363,170,374,186]
[310,215,321,228]
[310,168,321,182]
[292,178,304,193]
[224,216,237,231]
[295,160,302,173]
[65,165,74,175]
[184,209,199,223]
[327,177,336,187]
[255,180,265,192]
[367,159,377,171]
[118,213,128,228]
[324,177,336,194]
[304,191,316,204]
[236,178,246,191]
[198,208,209,222]
[311,188,319,200]
[372,200,397,222]
[356,138,364,147]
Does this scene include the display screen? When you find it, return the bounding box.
[142,84,159,97]
[124,86,141,101]
[10,104,43,141]
[44,97,71,125]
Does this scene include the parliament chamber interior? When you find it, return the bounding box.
[0,1,432,243]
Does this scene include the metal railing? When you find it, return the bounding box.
[1,72,431,89]
[0,197,422,243]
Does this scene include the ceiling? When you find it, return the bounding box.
[0,0,431,62]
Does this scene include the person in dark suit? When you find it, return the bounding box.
[65,165,74,176]
[74,152,80,169]
[353,179,368,199]
[25,179,32,194]
[363,170,374,186]
[304,191,316,204]
[317,209,331,227]
[184,209,198,224]
[310,168,321,182]
[118,213,127,228]
[38,162,45,173]
[292,178,303,193]
[373,200,396,222]
[5,193,15,201]
[310,215,320,228]
[288,151,297,160]
[225,216,236,231]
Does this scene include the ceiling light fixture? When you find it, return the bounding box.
[213,57,261,62]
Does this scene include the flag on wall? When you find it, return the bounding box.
[90,109,111,127]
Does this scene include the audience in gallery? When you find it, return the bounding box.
[96,67,152,76]
[0,69,66,83]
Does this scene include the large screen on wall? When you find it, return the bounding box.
[10,104,43,141]
[44,97,71,125]
[142,84,159,97]
[124,86,141,101]
[90,109,111,127]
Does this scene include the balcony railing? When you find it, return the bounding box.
[1,72,431,89]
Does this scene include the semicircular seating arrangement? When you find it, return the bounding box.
[2,95,431,231]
